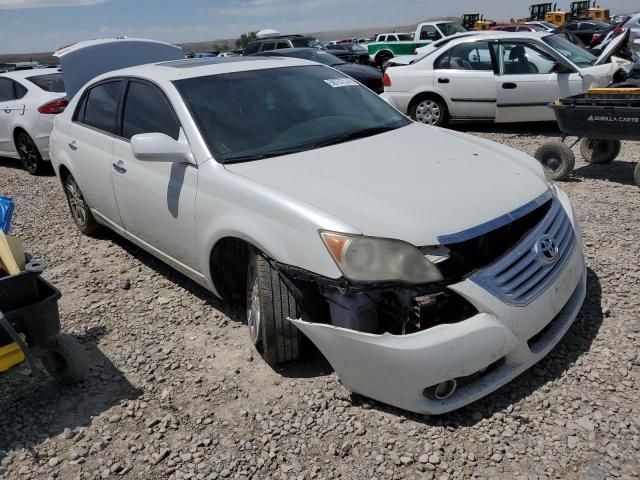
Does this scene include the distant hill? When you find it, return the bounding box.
[0,17,460,63]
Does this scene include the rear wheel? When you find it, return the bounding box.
[62,173,99,235]
[534,141,575,181]
[15,131,45,175]
[579,138,621,164]
[409,96,448,127]
[246,252,300,366]
[375,51,392,68]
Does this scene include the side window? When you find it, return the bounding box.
[261,42,276,51]
[276,42,290,49]
[419,25,442,41]
[379,35,387,42]
[122,81,180,140]
[14,82,27,99]
[435,42,493,70]
[0,78,14,102]
[389,35,398,42]
[81,81,123,134]
[244,43,260,55]
[500,43,557,75]
[579,23,594,30]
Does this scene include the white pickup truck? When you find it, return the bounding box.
[367,21,467,66]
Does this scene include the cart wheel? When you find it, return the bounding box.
[579,138,621,164]
[40,334,87,384]
[634,163,640,188]
[534,141,575,181]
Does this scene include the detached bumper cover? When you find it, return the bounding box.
[290,233,586,414]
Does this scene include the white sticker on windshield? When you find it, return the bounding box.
[324,78,359,88]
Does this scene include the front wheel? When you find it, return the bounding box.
[15,131,45,175]
[534,141,575,181]
[246,252,300,366]
[409,97,448,127]
[63,173,99,235]
[579,138,621,164]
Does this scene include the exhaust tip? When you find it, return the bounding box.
[433,379,457,400]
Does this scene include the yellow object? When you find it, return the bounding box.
[587,88,640,95]
[587,7,609,21]
[475,20,493,31]
[0,342,24,372]
[0,231,21,276]
[545,11,567,26]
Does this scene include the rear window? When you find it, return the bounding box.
[26,73,65,93]
[291,38,316,48]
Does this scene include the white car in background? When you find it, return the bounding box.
[382,31,632,126]
[0,68,67,174]
[50,38,586,415]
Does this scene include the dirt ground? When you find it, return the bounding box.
[0,123,639,480]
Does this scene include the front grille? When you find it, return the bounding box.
[471,197,575,306]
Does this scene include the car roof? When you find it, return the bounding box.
[0,68,61,79]
[89,56,319,84]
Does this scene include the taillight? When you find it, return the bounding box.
[613,26,627,36]
[38,98,68,115]
[383,73,392,87]
[592,32,604,42]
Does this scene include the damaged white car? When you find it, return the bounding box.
[50,39,586,414]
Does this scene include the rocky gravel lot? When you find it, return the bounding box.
[0,123,639,480]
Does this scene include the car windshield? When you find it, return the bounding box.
[281,50,346,66]
[26,73,65,93]
[174,65,409,164]
[542,34,597,68]
[437,23,467,36]
[397,34,414,41]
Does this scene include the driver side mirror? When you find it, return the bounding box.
[551,61,574,74]
[131,132,196,165]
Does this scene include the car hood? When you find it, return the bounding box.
[225,123,549,246]
[334,63,381,81]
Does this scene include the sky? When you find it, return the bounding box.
[1,0,638,54]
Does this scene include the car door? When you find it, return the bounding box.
[494,40,583,123]
[111,79,199,270]
[0,78,18,153]
[431,40,498,120]
[67,79,124,226]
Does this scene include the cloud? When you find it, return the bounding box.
[0,0,107,9]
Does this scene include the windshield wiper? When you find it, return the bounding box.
[310,125,401,148]
[223,146,314,164]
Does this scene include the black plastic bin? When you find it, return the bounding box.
[551,93,640,141]
[0,272,61,347]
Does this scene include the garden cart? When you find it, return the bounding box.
[0,196,86,384]
[534,88,640,187]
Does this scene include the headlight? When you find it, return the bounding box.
[320,231,443,284]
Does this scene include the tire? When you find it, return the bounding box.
[634,163,640,188]
[62,172,100,235]
[39,334,87,384]
[15,131,45,175]
[375,51,392,68]
[534,141,576,181]
[409,96,448,127]
[246,252,300,366]
[579,138,621,164]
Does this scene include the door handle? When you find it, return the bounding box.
[112,160,127,174]
[438,77,450,84]
[502,82,518,89]
[68,141,78,151]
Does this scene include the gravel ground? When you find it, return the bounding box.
[0,124,639,480]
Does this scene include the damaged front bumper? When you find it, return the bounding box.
[290,236,586,415]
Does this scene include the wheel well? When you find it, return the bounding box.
[375,50,394,63]
[12,127,27,149]
[58,164,71,186]
[209,237,251,305]
[409,92,448,113]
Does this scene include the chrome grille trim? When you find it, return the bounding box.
[471,197,575,306]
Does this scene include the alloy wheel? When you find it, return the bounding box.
[246,256,261,345]
[65,175,88,227]
[17,133,39,173]
[415,100,441,125]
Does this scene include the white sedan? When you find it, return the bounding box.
[0,68,67,174]
[382,31,631,126]
[50,38,585,414]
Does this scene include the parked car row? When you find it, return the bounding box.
[38,37,588,415]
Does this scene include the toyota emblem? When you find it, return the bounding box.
[535,235,559,266]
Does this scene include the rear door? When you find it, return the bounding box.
[495,40,583,122]
[66,79,124,226]
[111,79,199,269]
[431,40,497,120]
[0,77,16,153]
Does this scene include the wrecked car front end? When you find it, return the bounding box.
[279,188,586,414]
